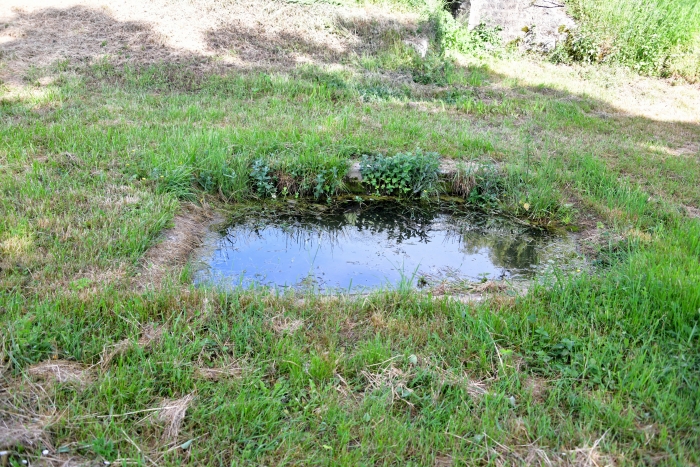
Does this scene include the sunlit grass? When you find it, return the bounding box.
[1,30,700,466]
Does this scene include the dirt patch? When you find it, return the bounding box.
[137,204,213,289]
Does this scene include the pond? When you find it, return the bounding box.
[193,199,577,292]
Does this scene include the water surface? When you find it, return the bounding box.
[194,200,573,291]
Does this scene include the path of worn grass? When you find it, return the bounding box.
[1,57,700,465]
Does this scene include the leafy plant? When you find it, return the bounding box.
[359,150,440,197]
[250,158,277,198]
[277,158,347,201]
[431,10,502,57]
[561,0,700,80]
[411,53,460,86]
[453,163,503,208]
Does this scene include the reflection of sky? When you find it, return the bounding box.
[200,219,519,291]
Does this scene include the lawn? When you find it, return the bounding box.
[1,0,699,465]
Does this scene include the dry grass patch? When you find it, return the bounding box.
[26,360,93,387]
[361,364,412,406]
[153,393,194,441]
[523,375,550,403]
[0,420,48,451]
[195,362,243,381]
[270,315,304,335]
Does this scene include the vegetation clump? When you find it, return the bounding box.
[359,150,440,197]
[555,0,700,80]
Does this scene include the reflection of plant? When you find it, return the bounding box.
[359,150,440,198]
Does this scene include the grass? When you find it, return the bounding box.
[1,2,700,465]
[562,0,700,80]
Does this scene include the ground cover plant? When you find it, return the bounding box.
[1,0,700,465]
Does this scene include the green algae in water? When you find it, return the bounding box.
[194,200,578,292]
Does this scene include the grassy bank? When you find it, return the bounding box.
[2,1,700,465]
[563,0,700,80]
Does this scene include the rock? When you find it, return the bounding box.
[403,37,429,58]
[450,0,576,51]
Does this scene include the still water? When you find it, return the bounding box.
[194,200,572,292]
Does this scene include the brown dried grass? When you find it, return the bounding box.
[155,393,194,441]
[26,360,93,387]
[0,420,47,450]
[100,323,164,369]
[270,315,304,335]
[195,363,243,381]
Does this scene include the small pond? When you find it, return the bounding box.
[193,200,577,292]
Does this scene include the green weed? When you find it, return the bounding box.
[359,150,440,197]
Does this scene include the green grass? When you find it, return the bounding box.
[563,0,700,80]
[2,27,700,467]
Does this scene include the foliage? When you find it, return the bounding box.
[195,151,251,202]
[431,10,502,57]
[359,150,440,197]
[452,162,503,209]
[411,53,461,86]
[562,0,700,79]
[2,41,700,465]
[250,158,278,198]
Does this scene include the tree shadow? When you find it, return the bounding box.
[0,5,423,79]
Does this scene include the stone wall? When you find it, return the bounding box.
[457,0,575,51]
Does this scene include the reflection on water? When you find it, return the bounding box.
[194,200,573,291]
